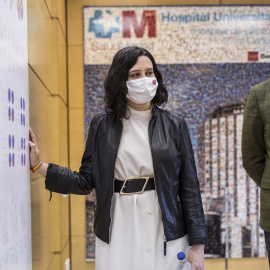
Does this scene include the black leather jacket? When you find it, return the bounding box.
[45,105,207,245]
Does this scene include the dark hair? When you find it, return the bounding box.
[104,46,168,118]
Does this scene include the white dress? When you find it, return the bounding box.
[95,106,191,270]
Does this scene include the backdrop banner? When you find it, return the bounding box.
[0,0,32,269]
[83,5,270,260]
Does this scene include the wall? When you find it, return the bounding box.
[28,0,70,269]
[67,0,270,269]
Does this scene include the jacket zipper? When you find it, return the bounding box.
[148,115,167,256]
[108,119,123,243]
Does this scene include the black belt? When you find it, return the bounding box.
[114,177,155,195]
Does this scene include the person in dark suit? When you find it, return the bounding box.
[242,79,270,266]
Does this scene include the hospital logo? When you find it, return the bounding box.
[248,51,258,62]
[88,10,120,38]
[122,10,156,38]
[88,10,156,39]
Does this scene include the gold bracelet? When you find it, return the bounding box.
[31,160,43,173]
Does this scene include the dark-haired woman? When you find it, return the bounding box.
[29,46,207,270]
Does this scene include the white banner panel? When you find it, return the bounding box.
[0,1,32,269]
[84,6,270,64]
[83,5,270,259]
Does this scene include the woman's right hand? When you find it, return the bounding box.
[29,127,40,168]
[29,128,48,177]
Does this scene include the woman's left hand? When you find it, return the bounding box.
[186,244,204,270]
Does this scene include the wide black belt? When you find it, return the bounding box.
[114,177,155,195]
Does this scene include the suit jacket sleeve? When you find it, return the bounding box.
[45,116,98,195]
[242,87,266,187]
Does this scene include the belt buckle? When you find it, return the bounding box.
[120,177,150,195]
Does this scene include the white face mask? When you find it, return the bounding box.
[126,77,158,104]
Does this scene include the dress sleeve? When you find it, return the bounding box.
[242,87,266,187]
[178,117,208,245]
[45,116,98,195]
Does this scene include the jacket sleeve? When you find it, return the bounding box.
[45,116,98,195]
[178,117,208,246]
[242,87,266,187]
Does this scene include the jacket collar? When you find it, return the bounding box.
[151,103,159,119]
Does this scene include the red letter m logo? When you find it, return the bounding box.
[122,10,156,38]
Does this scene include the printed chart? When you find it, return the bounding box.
[0,0,32,269]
